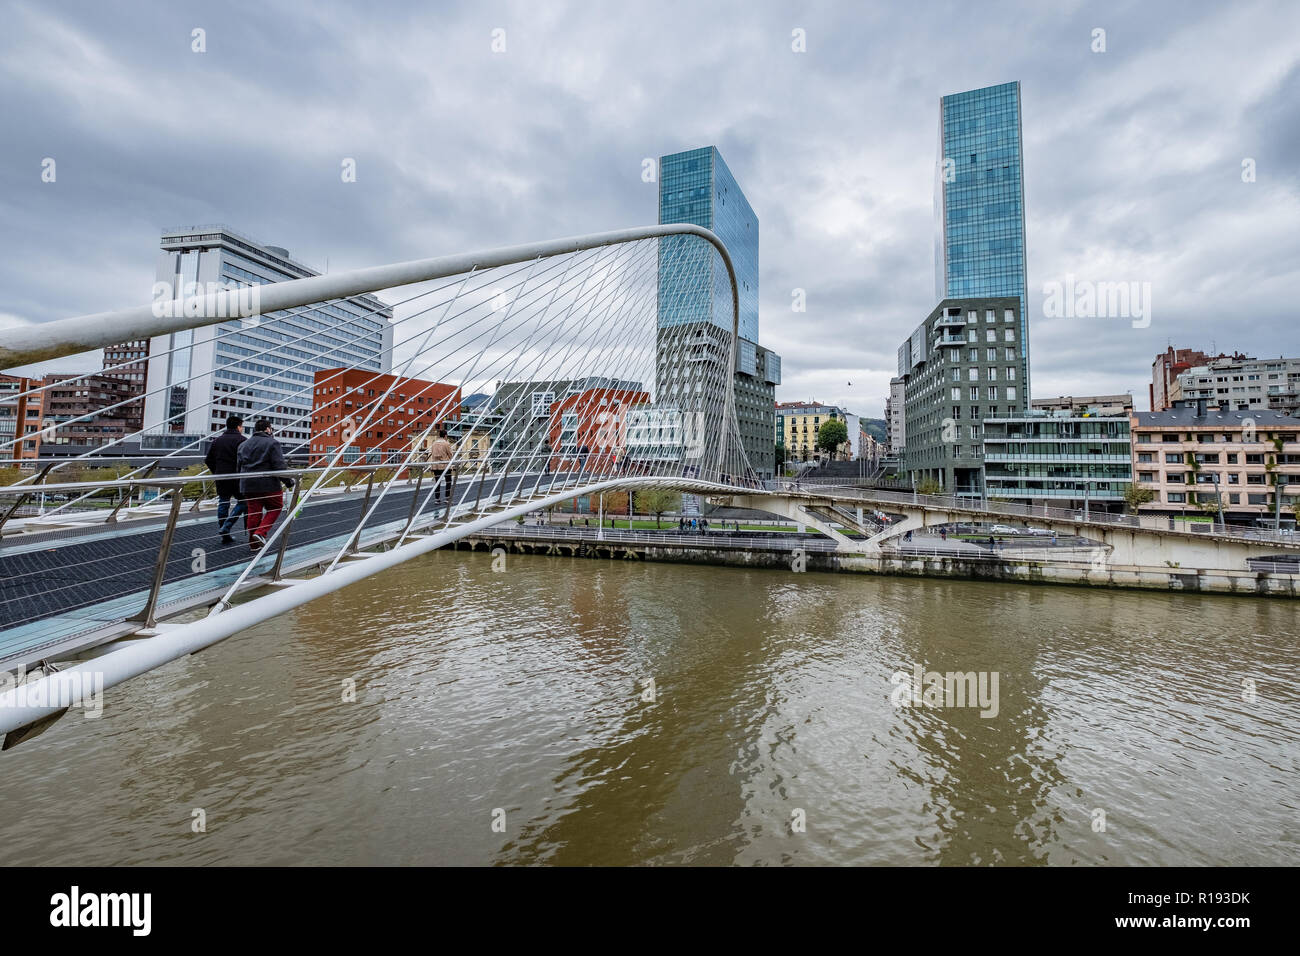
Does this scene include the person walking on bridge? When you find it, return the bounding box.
[237,418,295,553]
[429,426,456,514]
[205,414,246,546]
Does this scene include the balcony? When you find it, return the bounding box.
[935,312,966,329]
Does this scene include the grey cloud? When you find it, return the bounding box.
[1,0,1297,413]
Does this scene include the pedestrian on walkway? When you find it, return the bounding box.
[940,528,947,541]
[428,427,456,512]
[237,418,295,553]
[205,414,245,545]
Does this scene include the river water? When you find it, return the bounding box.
[1,551,1296,865]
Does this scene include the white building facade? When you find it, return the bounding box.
[143,226,393,453]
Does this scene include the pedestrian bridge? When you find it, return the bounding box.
[2,224,1297,749]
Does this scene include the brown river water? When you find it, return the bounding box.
[0,550,1296,865]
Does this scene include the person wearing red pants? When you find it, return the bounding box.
[236,418,295,553]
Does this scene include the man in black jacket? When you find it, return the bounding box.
[204,415,246,545]
[236,418,295,552]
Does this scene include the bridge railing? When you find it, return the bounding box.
[785,481,1299,546]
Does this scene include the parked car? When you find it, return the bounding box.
[1024,526,1051,536]
[990,524,1021,535]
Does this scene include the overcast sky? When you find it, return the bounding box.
[1,0,1298,416]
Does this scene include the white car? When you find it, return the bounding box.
[990,524,1020,535]
[1024,526,1051,536]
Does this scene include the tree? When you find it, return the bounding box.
[177,463,209,500]
[917,477,942,496]
[1123,483,1155,513]
[817,419,849,461]
[0,466,25,486]
[775,442,787,467]
[635,488,681,528]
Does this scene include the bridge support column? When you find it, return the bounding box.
[730,495,874,554]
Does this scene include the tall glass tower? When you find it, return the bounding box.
[657,146,759,342]
[934,81,1029,391]
[655,146,779,479]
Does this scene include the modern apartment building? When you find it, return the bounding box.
[101,339,150,435]
[933,82,1030,393]
[143,225,394,455]
[0,374,45,461]
[485,377,643,472]
[657,146,781,479]
[885,377,907,453]
[1130,403,1299,524]
[308,368,460,464]
[546,383,651,473]
[899,297,1027,494]
[1149,346,1244,411]
[37,374,139,454]
[1174,355,1300,416]
[1031,394,1134,416]
[0,373,138,459]
[982,412,1132,510]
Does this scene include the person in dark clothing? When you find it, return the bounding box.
[205,415,246,544]
[236,419,295,552]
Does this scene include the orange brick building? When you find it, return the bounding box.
[546,384,650,472]
[309,368,460,463]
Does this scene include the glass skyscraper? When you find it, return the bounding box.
[656,146,779,478]
[657,146,759,343]
[933,81,1029,391]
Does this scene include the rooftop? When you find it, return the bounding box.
[1134,407,1297,428]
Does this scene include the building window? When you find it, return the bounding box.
[1165,452,1183,463]
[1004,329,1015,342]
[1167,492,1186,503]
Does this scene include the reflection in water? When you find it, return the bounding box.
[0,550,1295,865]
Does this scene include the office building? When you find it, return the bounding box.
[982,412,1132,511]
[309,368,459,464]
[933,82,1030,393]
[143,225,394,454]
[899,297,1027,494]
[657,146,780,479]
